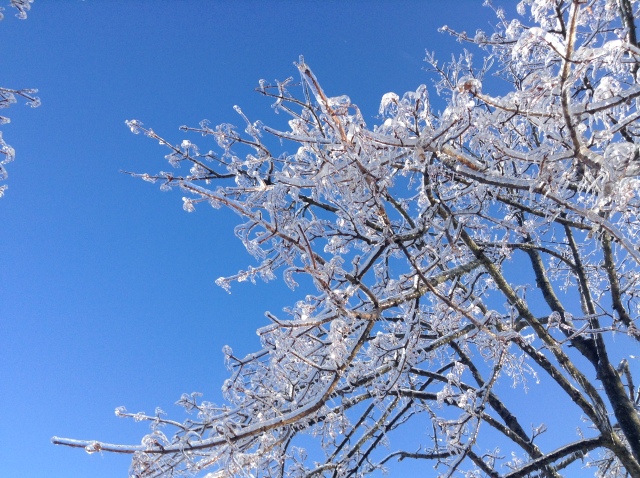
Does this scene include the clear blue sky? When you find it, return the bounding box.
[0,1,582,477]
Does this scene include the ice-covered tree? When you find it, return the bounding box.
[0,0,39,197]
[54,0,640,476]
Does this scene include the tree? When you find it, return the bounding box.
[0,0,39,197]
[53,0,640,476]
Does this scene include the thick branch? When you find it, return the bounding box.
[601,233,635,333]
[503,436,604,478]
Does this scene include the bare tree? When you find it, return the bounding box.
[54,1,640,476]
[0,0,39,197]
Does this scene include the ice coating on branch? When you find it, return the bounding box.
[182,197,195,212]
[125,119,143,134]
[0,90,16,110]
[84,441,102,454]
[0,131,15,167]
[327,95,350,107]
[594,76,622,102]
[457,76,482,94]
[379,92,399,115]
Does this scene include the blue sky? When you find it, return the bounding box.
[0,1,568,477]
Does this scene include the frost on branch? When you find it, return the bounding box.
[56,1,640,477]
